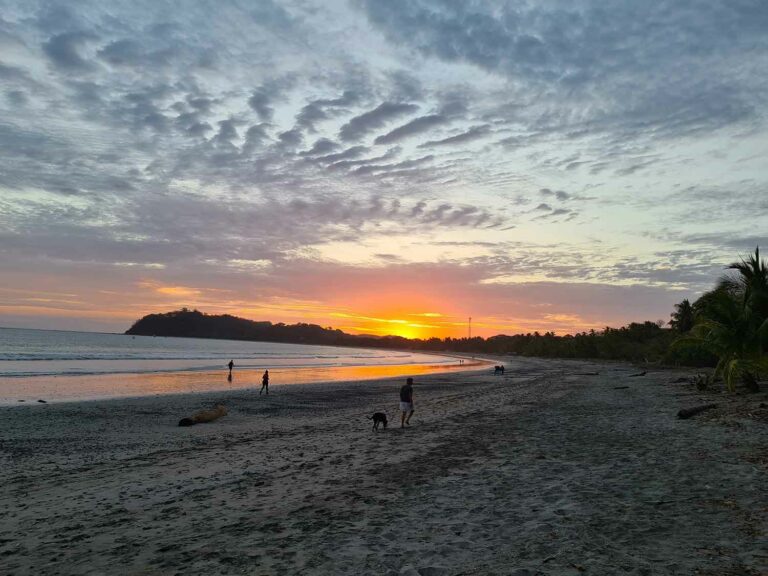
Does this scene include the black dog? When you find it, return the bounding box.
[369,412,388,431]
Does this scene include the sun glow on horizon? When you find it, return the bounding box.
[1,275,647,338]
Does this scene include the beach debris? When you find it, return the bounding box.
[542,555,557,563]
[613,386,630,389]
[37,399,47,403]
[628,371,647,377]
[178,404,227,427]
[677,403,717,419]
[574,371,599,376]
[692,373,712,391]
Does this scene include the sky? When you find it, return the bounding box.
[1,0,767,338]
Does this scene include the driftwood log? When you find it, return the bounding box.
[677,404,717,419]
[628,371,647,377]
[179,404,228,427]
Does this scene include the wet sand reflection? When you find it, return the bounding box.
[0,358,490,404]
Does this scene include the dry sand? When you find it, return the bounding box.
[2,357,767,575]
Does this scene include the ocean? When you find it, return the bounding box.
[0,327,471,403]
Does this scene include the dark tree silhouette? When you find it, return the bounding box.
[669,299,695,333]
[676,247,768,392]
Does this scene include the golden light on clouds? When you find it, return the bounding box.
[138,280,202,298]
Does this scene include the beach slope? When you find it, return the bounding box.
[2,358,767,575]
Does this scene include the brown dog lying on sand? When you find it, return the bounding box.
[368,412,388,431]
[178,405,227,427]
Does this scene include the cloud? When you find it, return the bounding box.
[540,188,570,201]
[359,0,768,142]
[278,128,303,148]
[295,91,359,132]
[351,154,434,176]
[374,114,449,145]
[43,31,97,71]
[419,125,491,148]
[315,145,368,163]
[339,101,419,141]
[0,62,33,83]
[301,138,340,156]
[665,232,768,253]
[248,90,274,121]
[98,39,146,66]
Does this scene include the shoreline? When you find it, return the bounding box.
[0,356,492,406]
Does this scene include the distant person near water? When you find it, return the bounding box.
[399,377,414,428]
[260,370,269,395]
[227,360,234,380]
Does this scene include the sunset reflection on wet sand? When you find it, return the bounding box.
[1,358,490,404]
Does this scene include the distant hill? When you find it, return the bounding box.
[125,309,413,349]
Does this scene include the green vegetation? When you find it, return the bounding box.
[674,248,768,392]
[126,249,767,392]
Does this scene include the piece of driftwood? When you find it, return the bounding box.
[628,371,647,377]
[677,404,717,419]
[179,404,228,427]
[613,386,630,389]
[574,372,599,376]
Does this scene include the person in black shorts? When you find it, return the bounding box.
[399,377,414,428]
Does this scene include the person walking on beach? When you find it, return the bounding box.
[260,369,269,395]
[399,377,414,428]
[227,360,234,380]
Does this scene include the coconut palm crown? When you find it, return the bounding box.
[675,247,768,392]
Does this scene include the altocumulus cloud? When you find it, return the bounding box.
[0,0,766,332]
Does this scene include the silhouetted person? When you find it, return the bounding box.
[227,360,234,379]
[260,369,269,395]
[399,377,414,428]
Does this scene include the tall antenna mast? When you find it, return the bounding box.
[468,316,472,339]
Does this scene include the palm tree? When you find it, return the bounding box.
[723,246,768,322]
[669,299,694,332]
[677,248,768,392]
[679,289,768,392]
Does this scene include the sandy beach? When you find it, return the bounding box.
[2,357,767,575]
